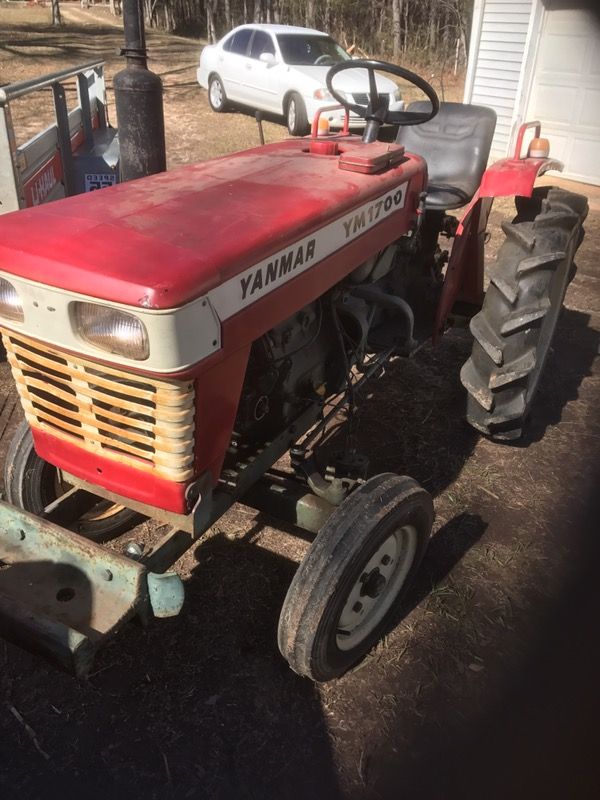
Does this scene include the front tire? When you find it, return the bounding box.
[278,473,433,681]
[461,188,588,440]
[208,74,228,112]
[4,421,143,541]
[286,93,309,136]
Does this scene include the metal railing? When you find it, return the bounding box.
[0,61,111,214]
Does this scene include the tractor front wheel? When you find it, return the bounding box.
[461,188,588,440]
[4,421,143,542]
[278,473,433,681]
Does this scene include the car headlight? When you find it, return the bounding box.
[72,302,149,361]
[313,88,334,101]
[0,277,24,323]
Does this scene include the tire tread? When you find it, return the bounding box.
[462,187,588,440]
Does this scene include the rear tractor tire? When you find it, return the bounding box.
[278,473,433,682]
[461,188,588,441]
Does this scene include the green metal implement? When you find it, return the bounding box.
[0,502,184,677]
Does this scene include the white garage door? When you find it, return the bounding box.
[526,2,600,185]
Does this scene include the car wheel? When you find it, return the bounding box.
[286,93,309,136]
[208,74,228,113]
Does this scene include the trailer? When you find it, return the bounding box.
[0,61,119,215]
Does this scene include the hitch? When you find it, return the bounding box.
[0,502,183,677]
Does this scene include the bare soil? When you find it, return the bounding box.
[1,7,600,800]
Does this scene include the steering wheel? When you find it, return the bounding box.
[326,59,439,137]
[315,55,335,66]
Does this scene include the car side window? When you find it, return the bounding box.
[227,29,253,56]
[249,31,275,60]
[222,34,235,52]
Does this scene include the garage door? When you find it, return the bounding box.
[526,1,600,185]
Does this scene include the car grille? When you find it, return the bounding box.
[350,92,394,106]
[2,330,195,483]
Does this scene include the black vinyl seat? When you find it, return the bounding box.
[395,101,497,210]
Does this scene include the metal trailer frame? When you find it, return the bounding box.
[0,61,116,215]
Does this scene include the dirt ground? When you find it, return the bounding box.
[1,5,600,800]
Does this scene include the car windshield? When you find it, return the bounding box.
[276,34,351,67]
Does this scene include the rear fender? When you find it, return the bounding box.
[433,150,563,342]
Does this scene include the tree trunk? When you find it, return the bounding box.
[392,0,402,60]
[207,0,217,43]
[51,0,62,26]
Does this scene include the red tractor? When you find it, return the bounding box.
[0,60,587,681]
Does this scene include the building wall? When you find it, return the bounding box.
[525,1,600,185]
[464,0,535,159]
[465,0,600,184]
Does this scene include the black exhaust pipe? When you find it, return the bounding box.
[114,0,166,181]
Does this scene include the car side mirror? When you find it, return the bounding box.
[259,52,277,66]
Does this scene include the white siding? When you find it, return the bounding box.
[465,0,534,159]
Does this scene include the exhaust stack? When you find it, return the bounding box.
[114,0,166,181]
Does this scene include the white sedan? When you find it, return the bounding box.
[197,24,404,136]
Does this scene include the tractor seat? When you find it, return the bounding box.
[395,101,497,210]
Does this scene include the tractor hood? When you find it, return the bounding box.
[0,137,424,312]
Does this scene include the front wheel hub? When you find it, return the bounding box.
[360,568,386,598]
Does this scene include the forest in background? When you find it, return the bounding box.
[100,0,473,68]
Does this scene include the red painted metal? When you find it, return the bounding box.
[338,142,406,174]
[1,136,426,512]
[31,427,189,514]
[478,155,563,201]
[22,152,63,207]
[192,344,252,485]
[432,195,492,343]
[309,104,349,139]
[0,137,423,310]
[513,120,541,159]
[308,139,341,156]
[434,152,563,340]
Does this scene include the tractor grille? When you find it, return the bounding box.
[2,330,195,483]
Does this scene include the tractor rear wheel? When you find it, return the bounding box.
[4,421,143,542]
[461,188,588,441]
[278,473,433,681]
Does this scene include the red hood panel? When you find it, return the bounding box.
[0,137,423,309]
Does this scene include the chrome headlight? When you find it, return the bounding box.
[72,302,149,361]
[0,277,24,323]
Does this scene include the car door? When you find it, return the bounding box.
[218,28,253,102]
[242,30,281,113]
